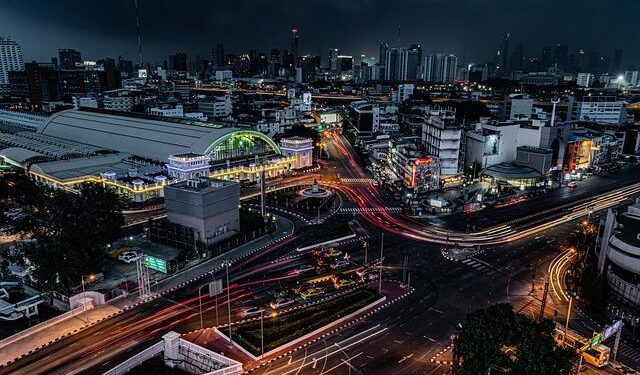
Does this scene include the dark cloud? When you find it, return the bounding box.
[1,0,639,67]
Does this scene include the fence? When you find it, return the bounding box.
[0,304,92,350]
[101,341,164,375]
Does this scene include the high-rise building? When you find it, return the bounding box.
[337,55,353,75]
[0,37,24,86]
[291,28,300,66]
[576,73,595,87]
[495,33,510,76]
[541,46,552,70]
[213,43,225,68]
[296,55,318,83]
[384,48,399,81]
[509,44,524,72]
[576,48,587,72]
[329,48,340,72]
[611,48,623,74]
[553,44,568,70]
[118,55,133,73]
[168,52,188,72]
[9,62,61,107]
[422,53,457,83]
[379,42,389,65]
[58,48,82,69]
[398,45,421,81]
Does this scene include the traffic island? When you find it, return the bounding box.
[182,281,413,373]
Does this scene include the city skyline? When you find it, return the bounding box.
[2,0,639,67]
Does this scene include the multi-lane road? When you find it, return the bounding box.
[4,133,640,374]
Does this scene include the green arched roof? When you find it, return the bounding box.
[201,129,282,156]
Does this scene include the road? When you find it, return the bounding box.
[4,133,640,374]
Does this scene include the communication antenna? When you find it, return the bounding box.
[550,96,560,127]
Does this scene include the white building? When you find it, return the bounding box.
[279,137,313,169]
[214,70,233,80]
[624,71,640,87]
[197,95,232,120]
[391,84,414,103]
[576,73,595,87]
[150,104,184,118]
[72,96,99,109]
[103,90,140,112]
[421,110,462,176]
[568,93,626,124]
[597,199,640,328]
[0,37,24,87]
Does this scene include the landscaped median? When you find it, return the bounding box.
[234,289,380,358]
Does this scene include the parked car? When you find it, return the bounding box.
[118,251,141,264]
[240,306,265,317]
[300,287,325,300]
[567,182,577,188]
[333,278,356,289]
[270,298,295,310]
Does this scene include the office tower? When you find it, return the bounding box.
[509,44,524,72]
[214,43,225,68]
[329,48,340,72]
[296,55,319,83]
[168,52,188,71]
[553,44,568,70]
[611,49,623,74]
[336,55,353,75]
[576,48,587,72]
[118,55,133,73]
[58,48,82,69]
[495,33,509,75]
[379,41,389,65]
[422,53,457,83]
[0,37,24,86]
[541,46,552,70]
[291,27,300,66]
[588,51,601,73]
[384,48,399,81]
[398,46,420,81]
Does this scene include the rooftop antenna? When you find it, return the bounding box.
[134,0,144,68]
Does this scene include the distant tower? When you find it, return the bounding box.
[291,27,299,66]
[495,32,510,76]
[134,0,144,68]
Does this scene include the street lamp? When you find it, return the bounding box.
[81,274,95,323]
[563,290,578,346]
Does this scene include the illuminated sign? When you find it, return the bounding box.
[601,320,622,341]
[144,255,167,273]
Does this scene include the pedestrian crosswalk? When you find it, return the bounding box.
[339,178,376,184]
[460,257,497,276]
[339,207,403,214]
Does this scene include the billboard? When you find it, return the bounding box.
[411,157,440,193]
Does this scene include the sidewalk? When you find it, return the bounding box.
[0,215,294,367]
[0,304,119,365]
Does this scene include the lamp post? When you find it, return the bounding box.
[260,310,264,359]
[81,274,95,323]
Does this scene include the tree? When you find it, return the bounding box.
[4,178,124,291]
[456,304,577,375]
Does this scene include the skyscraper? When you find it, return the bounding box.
[214,43,225,68]
[541,46,552,70]
[384,48,399,81]
[58,48,82,69]
[329,48,340,72]
[509,44,524,72]
[611,49,623,74]
[167,52,188,71]
[0,37,24,86]
[422,53,457,82]
[379,42,389,65]
[553,44,568,70]
[495,33,510,76]
[291,28,300,66]
[398,46,420,81]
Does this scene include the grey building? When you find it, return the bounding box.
[164,177,240,245]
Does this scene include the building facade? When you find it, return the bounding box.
[0,37,24,87]
[279,137,313,169]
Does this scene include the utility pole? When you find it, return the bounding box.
[378,232,384,293]
[563,294,573,345]
[363,241,368,265]
[260,159,266,221]
[223,260,233,345]
[539,276,550,322]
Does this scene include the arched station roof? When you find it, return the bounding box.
[38,109,280,161]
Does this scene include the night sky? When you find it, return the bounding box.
[2,0,639,67]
